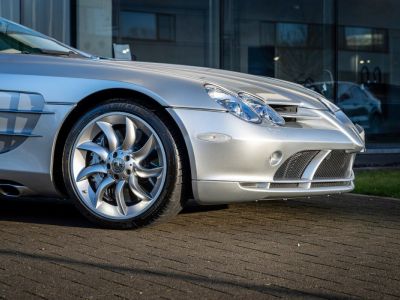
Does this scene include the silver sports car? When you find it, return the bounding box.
[0,18,365,228]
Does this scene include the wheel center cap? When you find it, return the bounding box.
[111,158,125,173]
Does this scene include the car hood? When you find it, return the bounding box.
[98,60,328,110]
[0,54,327,110]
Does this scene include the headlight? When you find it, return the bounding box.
[319,97,341,113]
[205,84,260,123]
[205,84,285,126]
[238,92,285,126]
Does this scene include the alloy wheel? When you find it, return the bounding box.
[70,113,167,220]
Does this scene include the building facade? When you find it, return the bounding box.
[1,0,400,163]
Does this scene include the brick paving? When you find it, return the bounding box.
[0,194,399,299]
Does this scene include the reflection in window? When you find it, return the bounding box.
[0,0,20,22]
[119,11,175,41]
[276,23,308,47]
[0,19,77,55]
[222,0,334,87]
[120,12,157,40]
[158,14,175,41]
[21,0,70,44]
[337,0,400,144]
[112,0,213,67]
[339,26,387,52]
[260,22,275,46]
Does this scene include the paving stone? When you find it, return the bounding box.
[0,194,399,299]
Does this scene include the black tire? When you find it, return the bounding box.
[62,99,185,229]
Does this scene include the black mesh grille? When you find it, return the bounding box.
[311,181,351,188]
[274,151,319,180]
[269,183,299,189]
[314,151,353,179]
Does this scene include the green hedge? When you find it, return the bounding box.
[353,170,400,199]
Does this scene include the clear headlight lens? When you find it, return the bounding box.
[205,84,285,126]
[205,84,260,123]
[239,92,285,126]
[319,97,341,113]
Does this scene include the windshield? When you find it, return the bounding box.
[0,18,93,58]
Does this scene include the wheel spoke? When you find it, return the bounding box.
[149,177,156,186]
[77,141,109,161]
[133,135,155,162]
[95,176,115,208]
[128,175,151,201]
[76,164,107,181]
[115,180,128,215]
[135,165,163,178]
[96,121,119,152]
[122,117,136,151]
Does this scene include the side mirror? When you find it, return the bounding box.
[113,43,133,61]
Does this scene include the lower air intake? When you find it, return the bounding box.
[274,150,319,180]
[311,181,351,188]
[314,150,353,179]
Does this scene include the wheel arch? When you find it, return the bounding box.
[52,88,193,200]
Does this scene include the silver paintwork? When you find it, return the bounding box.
[0,21,365,204]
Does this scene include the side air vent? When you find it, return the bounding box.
[0,91,50,153]
[269,104,320,123]
[270,104,298,122]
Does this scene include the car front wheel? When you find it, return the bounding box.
[62,100,184,229]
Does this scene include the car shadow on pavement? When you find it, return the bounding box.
[0,196,96,228]
[1,194,399,229]
[0,196,230,228]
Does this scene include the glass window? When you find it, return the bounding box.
[0,0,20,22]
[222,0,335,84]
[338,0,400,146]
[119,12,176,41]
[158,14,175,41]
[120,12,157,40]
[77,0,112,57]
[21,0,70,44]
[76,0,217,67]
[112,0,216,66]
[276,23,308,47]
[0,18,88,57]
[339,26,387,52]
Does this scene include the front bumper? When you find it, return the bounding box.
[168,108,364,204]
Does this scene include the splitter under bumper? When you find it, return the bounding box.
[194,179,354,204]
